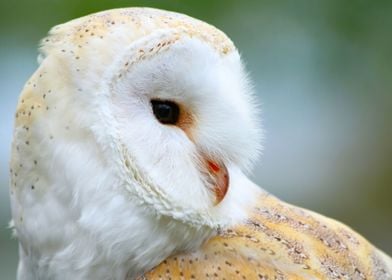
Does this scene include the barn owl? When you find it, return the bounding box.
[9,7,391,280]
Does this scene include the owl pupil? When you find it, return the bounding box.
[151,100,180,124]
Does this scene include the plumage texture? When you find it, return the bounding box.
[9,7,391,280]
[142,193,392,279]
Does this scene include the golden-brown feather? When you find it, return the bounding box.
[141,193,391,279]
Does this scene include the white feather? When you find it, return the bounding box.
[10,8,262,279]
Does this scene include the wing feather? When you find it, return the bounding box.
[141,193,392,279]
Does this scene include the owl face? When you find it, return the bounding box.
[105,35,261,221]
[13,9,261,236]
[10,9,263,276]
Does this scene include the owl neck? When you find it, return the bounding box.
[14,120,260,279]
[14,138,216,279]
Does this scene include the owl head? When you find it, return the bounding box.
[11,8,262,275]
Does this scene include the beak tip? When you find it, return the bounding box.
[212,163,229,205]
[202,157,230,205]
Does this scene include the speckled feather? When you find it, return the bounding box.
[14,7,234,129]
[142,193,392,279]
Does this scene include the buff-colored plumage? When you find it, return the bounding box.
[142,193,392,279]
[10,7,391,280]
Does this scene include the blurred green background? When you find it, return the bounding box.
[1,0,391,278]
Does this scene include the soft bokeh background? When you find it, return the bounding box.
[1,0,391,278]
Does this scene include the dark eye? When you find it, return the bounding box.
[151,99,180,125]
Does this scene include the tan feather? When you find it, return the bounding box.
[141,193,392,279]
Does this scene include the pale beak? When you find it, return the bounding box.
[204,159,229,205]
